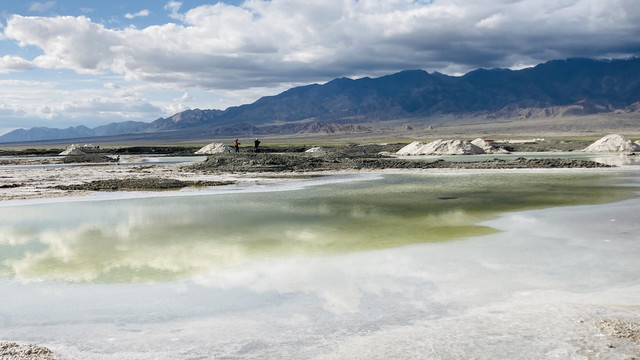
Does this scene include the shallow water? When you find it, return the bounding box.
[0,155,207,169]
[400,151,640,166]
[0,171,639,359]
[0,172,634,283]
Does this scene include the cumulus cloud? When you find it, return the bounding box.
[125,9,150,19]
[0,55,34,73]
[163,103,191,116]
[3,0,640,92]
[5,15,119,74]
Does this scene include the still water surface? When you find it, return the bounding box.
[0,172,634,283]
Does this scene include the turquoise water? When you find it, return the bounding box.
[0,172,635,283]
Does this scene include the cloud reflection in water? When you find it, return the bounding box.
[0,172,634,283]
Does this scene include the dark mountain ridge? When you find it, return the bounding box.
[2,57,639,143]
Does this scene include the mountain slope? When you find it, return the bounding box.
[2,57,639,143]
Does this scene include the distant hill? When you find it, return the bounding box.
[2,57,639,143]
[0,122,150,143]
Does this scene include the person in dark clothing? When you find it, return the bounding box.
[253,138,261,152]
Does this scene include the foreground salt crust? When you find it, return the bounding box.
[583,134,640,153]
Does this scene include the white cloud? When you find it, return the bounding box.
[125,9,150,20]
[163,103,191,116]
[163,92,196,116]
[3,0,640,93]
[165,1,183,21]
[29,1,55,12]
[58,97,159,115]
[175,92,194,102]
[0,55,34,73]
[5,15,119,74]
[0,78,161,128]
[476,13,505,29]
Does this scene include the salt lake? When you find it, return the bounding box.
[1,169,639,359]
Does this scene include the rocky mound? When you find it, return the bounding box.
[195,142,233,154]
[583,134,640,153]
[396,139,485,155]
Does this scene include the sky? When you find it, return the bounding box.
[0,0,639,135]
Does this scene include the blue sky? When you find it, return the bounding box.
[1,0,639,135]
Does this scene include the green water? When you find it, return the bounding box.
[0,172,636,283]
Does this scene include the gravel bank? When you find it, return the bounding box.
[54,178,234,191]
[597,319,640,343]
[0,342,62,360]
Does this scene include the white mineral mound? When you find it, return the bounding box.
[305,146,327,153]
[195,143,233,154]
[471,138,510,154]
[583,134,640,153]
[396,139,485,155]
[395,141,425,155]
[59,147,86,156]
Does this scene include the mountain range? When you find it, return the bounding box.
[2,57,640,143]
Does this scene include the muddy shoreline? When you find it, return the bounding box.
[0,143,629,200]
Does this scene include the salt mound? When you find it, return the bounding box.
[396,139,485,155]
[471,138,510,154]
[396,141,425,155]
[305,146,327,153]
[583,134,640,153]
[59,147,86,156]
[195,143,232,154]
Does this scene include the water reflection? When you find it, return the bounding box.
[0,173,636,283]
[590,154,640,166]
